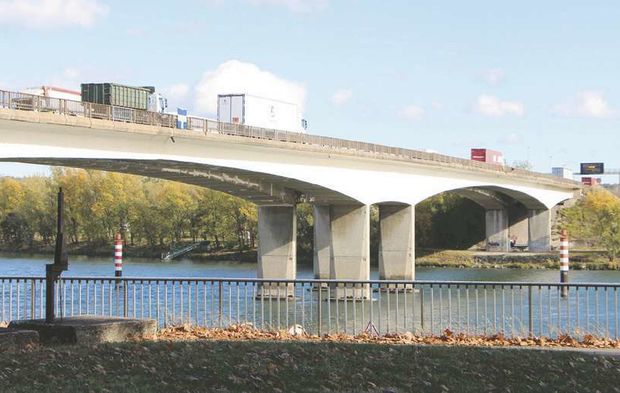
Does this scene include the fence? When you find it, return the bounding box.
[1,277,618,339]
[0,89,575,188]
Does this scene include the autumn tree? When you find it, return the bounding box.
[561,188,620,261]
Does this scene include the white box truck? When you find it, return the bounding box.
[21,86,81,101]
[552,167,573,179]
[217,94,305,133]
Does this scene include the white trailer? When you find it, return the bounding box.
[217,94,304,133]
[20,86,81,101]
[552,167,573,179]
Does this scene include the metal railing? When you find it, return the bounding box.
[0,89,578,189]
[1,276,618,339]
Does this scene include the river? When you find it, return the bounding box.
[1,253,619,283]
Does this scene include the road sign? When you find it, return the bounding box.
[580,162,604,175]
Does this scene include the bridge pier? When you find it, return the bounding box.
[313,205,331,281]
[313,204,370,299]
[485,209,510,251]
[528,208,551,252]
[378,204,415,288]
[257,205,296,298]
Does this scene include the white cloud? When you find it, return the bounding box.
[163,83,190,101]
[483,68,505,86]
[0,0,108,29]
[195,60,306,114]
[553,90,614,118]
[475,95,524,117]
[400,105,425,120]
[330,89,352,106]
[246,0,327,12]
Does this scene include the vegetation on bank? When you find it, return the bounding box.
[0,169,484,258]
[2,169,619,269]
[0,339,618,392]
[560,188,620,262]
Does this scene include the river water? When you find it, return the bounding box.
[1,254,619,338]
[1,253,619,283]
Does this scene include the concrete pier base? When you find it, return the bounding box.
[485,209,510,251]
[379,204,415,291]
[528,209,551,252]
[9,316,156,345]
[257,205,296,298]
[0,328,39,351]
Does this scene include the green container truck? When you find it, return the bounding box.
[81,83,150,111]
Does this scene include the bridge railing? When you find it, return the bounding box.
[0,89,577,188]
[1,276,617,339]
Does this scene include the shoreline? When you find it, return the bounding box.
[1,246,618,270]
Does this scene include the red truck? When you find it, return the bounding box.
[471,148,504,165]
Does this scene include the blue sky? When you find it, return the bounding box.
[1,0,619,179]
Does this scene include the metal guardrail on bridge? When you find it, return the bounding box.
[0,89,578,188]
[1,277,618,339]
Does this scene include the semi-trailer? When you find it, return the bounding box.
[217,93,305,133]
[470,148,504,165]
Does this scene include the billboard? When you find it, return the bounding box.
[580,162,604,175]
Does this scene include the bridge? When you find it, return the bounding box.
[0,90,580,297]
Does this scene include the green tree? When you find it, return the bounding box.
[561,188,620,261]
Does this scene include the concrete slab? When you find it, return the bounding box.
[9,316,156,345]
[0,328,39,351]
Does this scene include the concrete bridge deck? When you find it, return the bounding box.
[0,91,581,296]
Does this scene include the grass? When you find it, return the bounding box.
[0,340,619,392]
[416,249,620,270]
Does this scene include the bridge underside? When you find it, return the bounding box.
[7,158,358,205]
[5,158,561,299]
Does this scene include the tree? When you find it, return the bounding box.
[561,188,620,261]
[512,160,534,171]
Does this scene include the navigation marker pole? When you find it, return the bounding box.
[114,233,123,278]
[560,229,569,298]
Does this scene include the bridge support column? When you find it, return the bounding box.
[313,205,331,281]
[528,209,551,252]
[379,204,415,290]
[485,209,510,252]
[313,204,370,299]
[257,205,296,298]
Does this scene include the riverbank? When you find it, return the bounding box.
[2,244,619,270]
[417,249,620,270]
[1,339,618,392]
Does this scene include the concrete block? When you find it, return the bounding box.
[0,328,39,351]
[8,316,157,345]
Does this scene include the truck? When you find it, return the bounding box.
[471,148,504,165]
[217,94,305,133]
[581,177,602,186]
[552,167,573,179]
[20,86,81,101]
[81,83,151,111]
[13,86,82,111]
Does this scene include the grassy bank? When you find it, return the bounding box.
[3,244,619,270]
[1,340,618,392]
[416,249,620,270]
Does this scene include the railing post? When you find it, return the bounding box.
[317,283,322,337]
[123,281,128,317]
[420,287,425,332]
[218,281,223,328]
[528,285,533,336]
[30,281,35,319]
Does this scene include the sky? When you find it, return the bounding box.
[0,0,619,179]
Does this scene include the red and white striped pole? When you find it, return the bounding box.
[560,229,569,297]
[114,233,123,278]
